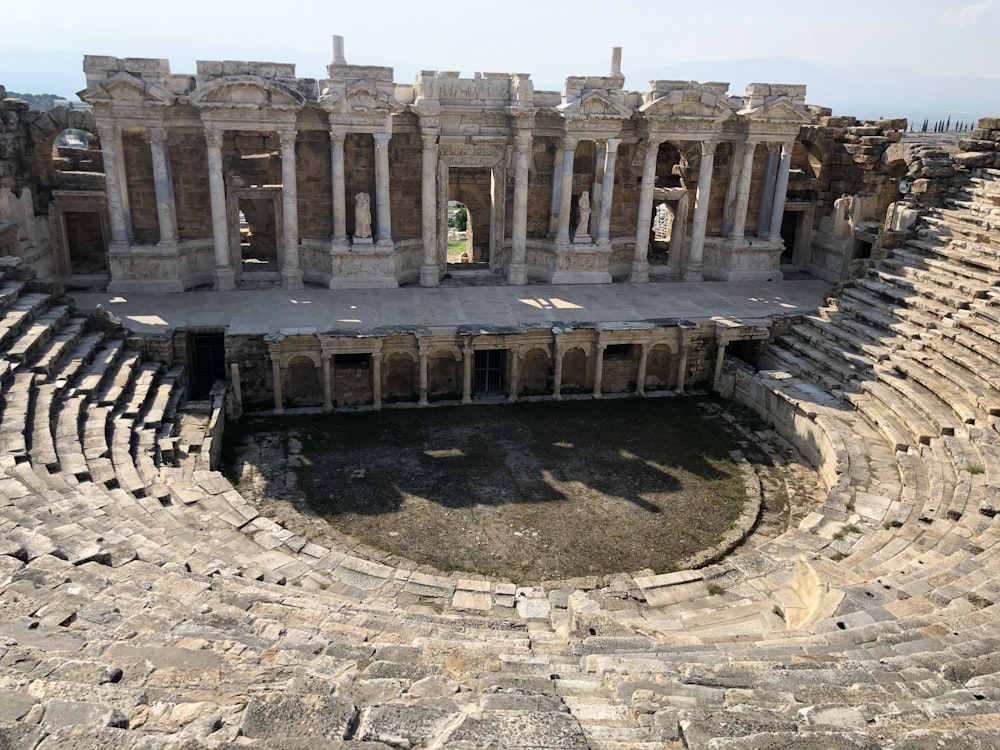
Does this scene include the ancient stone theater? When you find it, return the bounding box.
[1,35,1000,747]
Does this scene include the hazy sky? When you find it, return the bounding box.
[3,0,998,97]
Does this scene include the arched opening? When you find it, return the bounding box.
[561,347,588,394]
[645,345,674,391]
[520,348,551,397]
[447,170,493,271]
[646,142,687,273]
[285,355,321,406]
[428,353,461,401]
[385,353,417,403]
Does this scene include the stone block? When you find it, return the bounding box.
[242,694,357,741]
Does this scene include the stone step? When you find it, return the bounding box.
[5,304,71,364]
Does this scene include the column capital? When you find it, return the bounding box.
[329,130,346,146]
[278,129,297,150]
[421,133,439,150]
[514,132,533,151]
[700,139,719,156]
[373,132,392,146]
[149,126,167,147]
[560,136,578,152]
[204,127,224,149]
[605,137,622,153]
[96,123,119,143]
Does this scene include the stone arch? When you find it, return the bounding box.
[284,354,321,406]
[645,344,675,391]
[385,351,417,402]
[427,350,461,400]
[561,346,588,394]
[520,346,551,396]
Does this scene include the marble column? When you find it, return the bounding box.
[631,138,660,282]
[685,140,717,281]
[757,144,780,238]
[97,124,129,246]
[508,348,519,402]
[420,132,440,286]
[596,138,621,244]
[713,341,727,390]
[329,131,347,244]
[371,352,382,410]
[418,346,429,406]
[462,340,473,404]
[148,127,177,247]
[769,142,793,241]
[321,353,333,411]
[636,342,649,396]
[591,141,607,225]
[270,352,284,413]
[676,338,690,393]
[373,132,393,245]
[592,342,606,399]
[731,142,758,239]
[553,341,564,401]
[508,131,532,285]
[205,127,235,290]
[555,138,577,243]
[279,130,303,290]
[112,128,133,240]
[722,142,745,234]
[548,143,565,237]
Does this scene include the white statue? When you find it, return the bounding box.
[354,192,372,239]
[575,191,591,239]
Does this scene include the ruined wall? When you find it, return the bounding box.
[295,130,333,240]
[122,130,158,243]
[169,131,212,240]
[387,130,422,239]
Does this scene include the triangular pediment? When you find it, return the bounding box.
[640,89,733,123]
[740,96,811,124]
[559,90,631,120]
[190,76,305,109]
[78,72,173,106]
[345,81,400,113]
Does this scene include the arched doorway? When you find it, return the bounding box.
[447,170,494,273]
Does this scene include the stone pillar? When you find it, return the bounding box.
[205,127,235,291]
[418,345,429,406]
[555,138,577,243]
[420,132,440,286]
[230,363,242,411]
[596,139,620,244]
[508,348,519,402]
[371,351,382,410]
[592,342,606,399]
[548,143,565,237]
[757,144,780,237]
[769,141,793,241]
[685,140,717,281]
[731,142,758,239]
[148,127,177,246]
[97,124,129,246]
[713,341,727,390]
[330,131,347,244]
[553,340,564,401]
[676,333,691,393]
[631,138,660,282]
[591,141,607,225]
[509,131,532,285]
[722,142,744,234]
[321,353,333,411]
[373,132,393,245]
[279,130,303,290]
[269,348,284,413]
[112,128,133,239]
[636,342,649,396]
[462,340,473,405]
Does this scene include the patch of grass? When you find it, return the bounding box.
[844,524,862,534]
[707,583,726,596]
[883,521,892,530]
[968,464,986,475]
[447,239,467,262]
[832,532,845,541]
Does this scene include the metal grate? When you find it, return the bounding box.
[473,349,505,394]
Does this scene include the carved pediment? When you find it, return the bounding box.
[640,90,733,123]
[559,90,631,121]
[78,72,173,106]
[320,80,401,114]
[190,76,305,109]
[740,96,811,124]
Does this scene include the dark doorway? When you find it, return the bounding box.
[65,211,107,275]
[473,349,506,395]
[780,211,798,263]
[189,331,226,400]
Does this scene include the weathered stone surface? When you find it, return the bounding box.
[241,694,357,741]
[358,701,462,747]
[441,710,588,748]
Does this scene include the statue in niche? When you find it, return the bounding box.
[575,191,592,239]
[354,192,372,239]
[833,193,856,237]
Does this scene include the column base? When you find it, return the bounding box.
[629,260,649,283]
[282,268,304,290]
[419,263,440,287]
[214,267,236,291]
[507,262,527,285]
[683,264,704,282]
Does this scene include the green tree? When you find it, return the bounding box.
[454,206,467,232]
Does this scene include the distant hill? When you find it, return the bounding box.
[5,91,69,111]
[630,57,1000,125]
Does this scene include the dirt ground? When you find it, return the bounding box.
[225,396,756,582]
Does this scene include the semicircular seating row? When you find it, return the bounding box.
[0,170,999,747]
